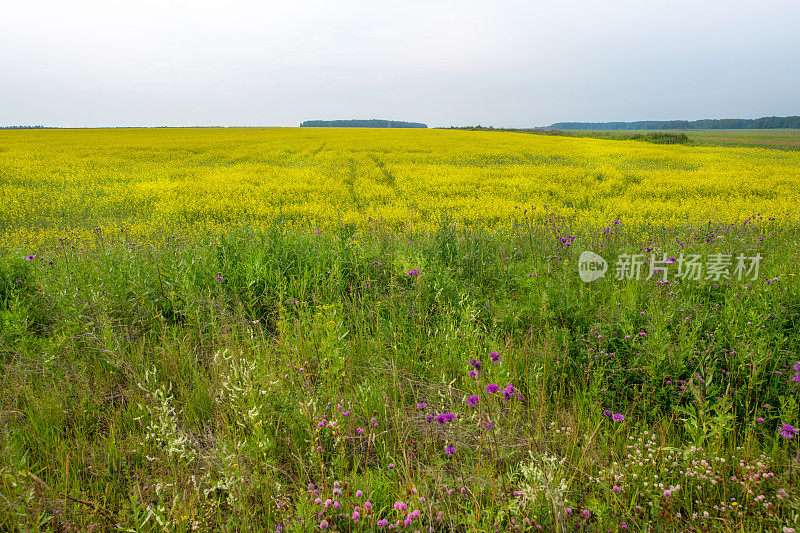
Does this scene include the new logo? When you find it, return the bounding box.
[578,251,608,282]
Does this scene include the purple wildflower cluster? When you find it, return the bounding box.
[468,358,482,379]
[791,361,800,383]
[435,412,456,425]
[603,410,625,422]
[482,383,522,403]
[502,383,517,403]
[602,220,622,238]
[467,353,523,405]
[307,481,378,530]
[778,424,798,439]
[559,235,577,247]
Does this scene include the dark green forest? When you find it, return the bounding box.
[547,115,800,130]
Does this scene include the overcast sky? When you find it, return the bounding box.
[2,0,799,128]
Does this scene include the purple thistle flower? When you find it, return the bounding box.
[485,384,500,394]
[25,255,35,261]
[444,445,456,455]
[603,410,612,418]
[468,358,482,372]
[467,395,479,407]
[502,383,516,403]
[779,423,798,439]
[407,269,420,276]
[216,275,224,282]
[612,413,625,422]
[377,519,388,528]
[468,370,478,379]
[489,351,501,363]
[416,402,427,409]
[436,412,456,425]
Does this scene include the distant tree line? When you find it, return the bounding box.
[1,125,46,129]
[546,116,800,130]
[300,119,427,128]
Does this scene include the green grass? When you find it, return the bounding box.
[1,219,800,532]
[455,127,800,151]
[685,129,800,150]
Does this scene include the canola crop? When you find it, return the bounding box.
[1,127,799,247]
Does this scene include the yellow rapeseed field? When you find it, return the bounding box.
[1,127,798,247]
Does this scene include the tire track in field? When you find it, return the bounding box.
[370,155,397,189]
[309,142,327,159]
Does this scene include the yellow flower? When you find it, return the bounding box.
[2,128,798,246]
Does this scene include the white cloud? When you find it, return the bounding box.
[1,0,798,127]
